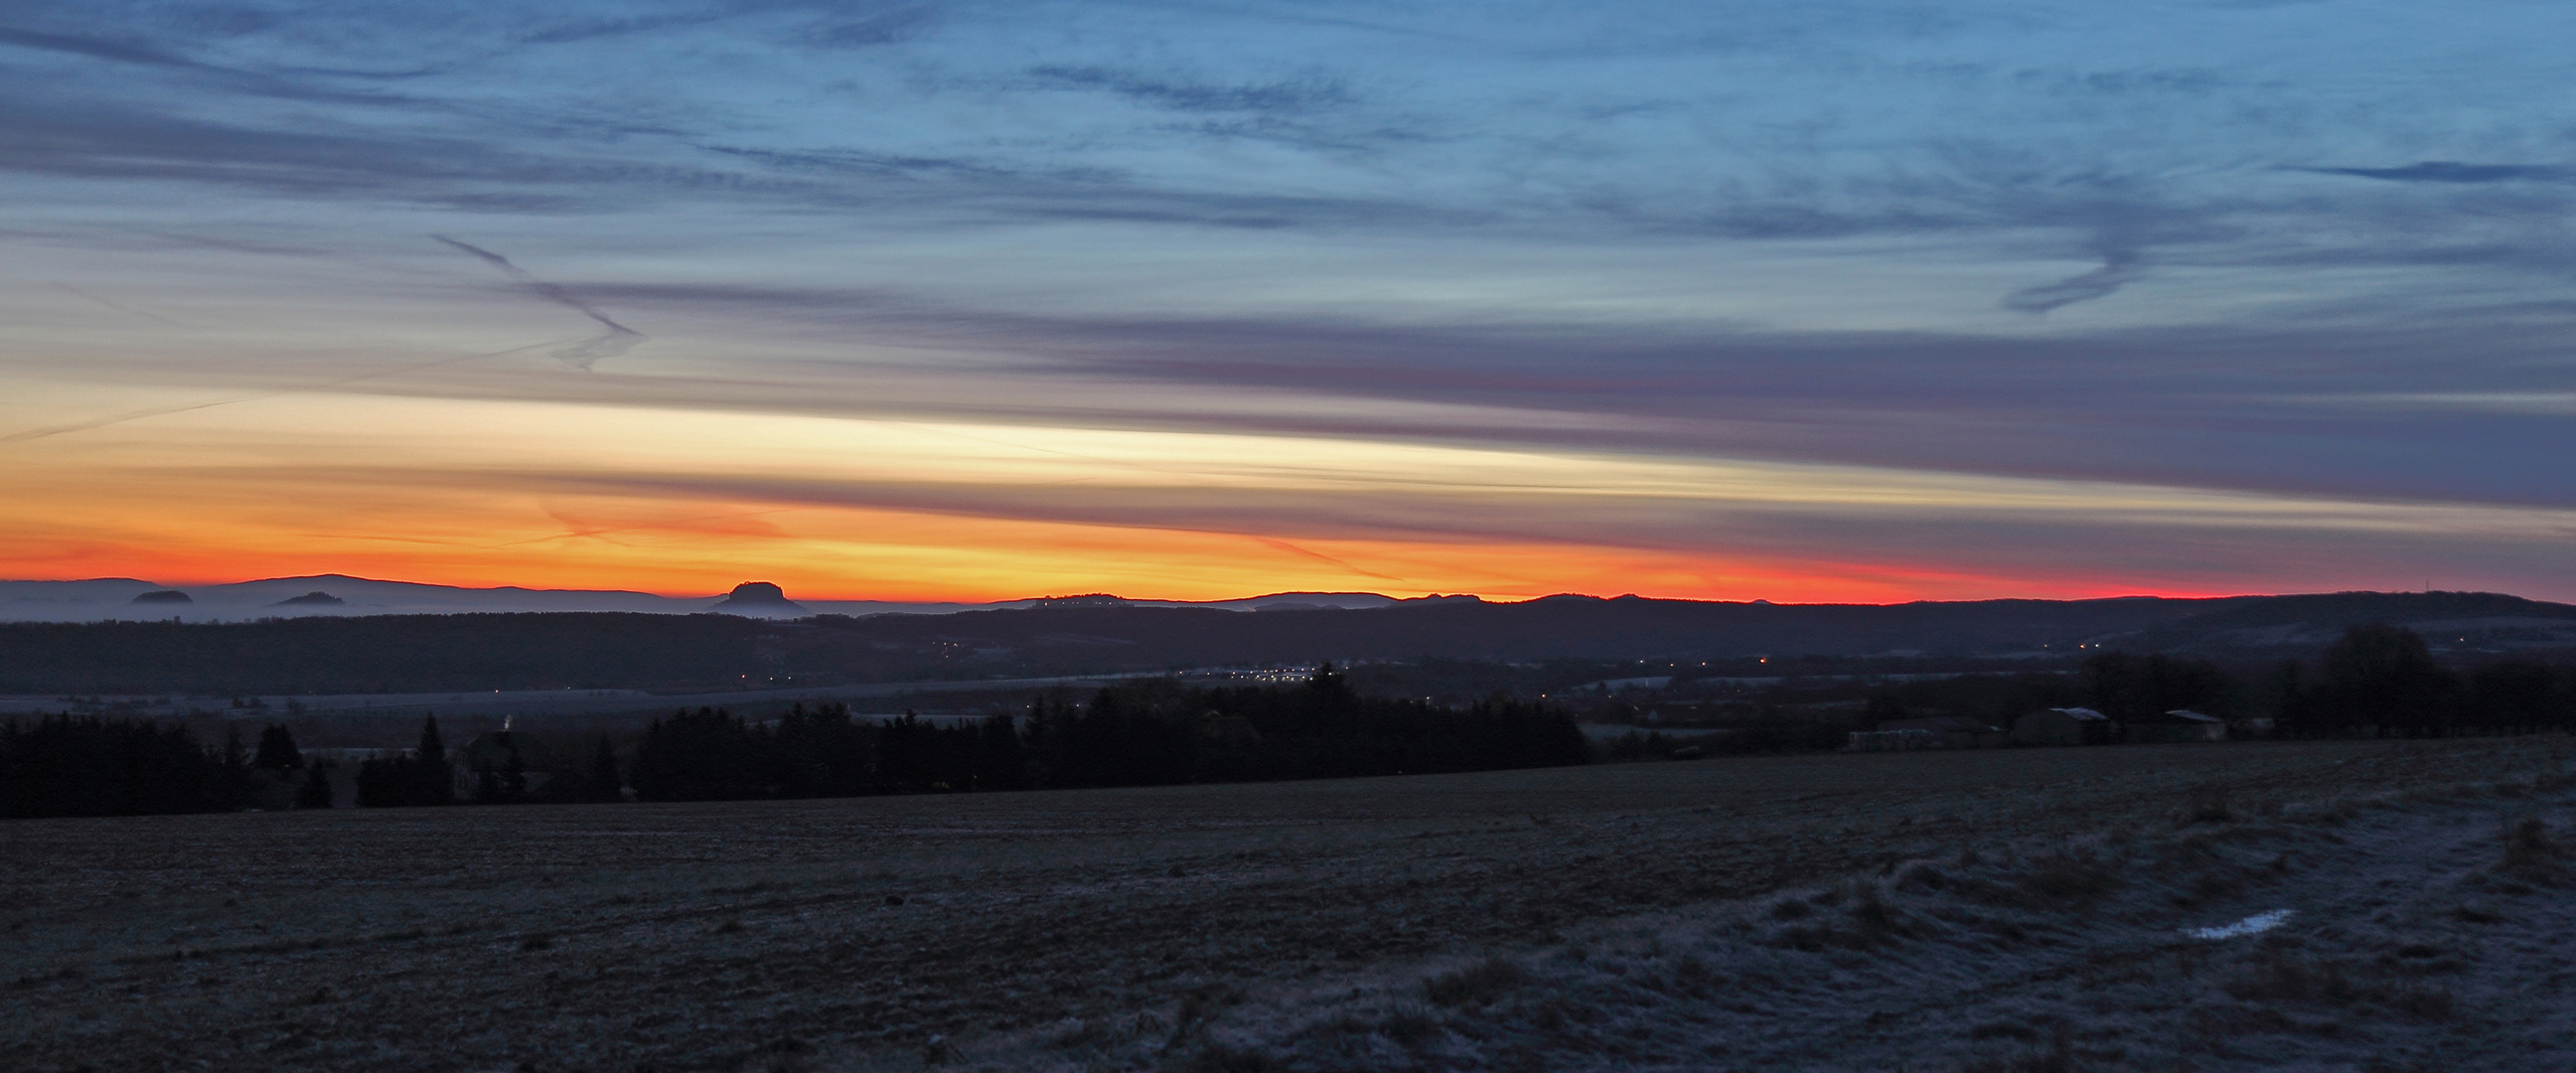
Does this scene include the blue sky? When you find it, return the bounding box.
[3,1,2572,600]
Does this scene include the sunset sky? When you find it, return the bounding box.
[5,1,2573,603]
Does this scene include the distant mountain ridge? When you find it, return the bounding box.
[0,574,1452,623]
[2116,590,2576,653]
[3,588,2568,695]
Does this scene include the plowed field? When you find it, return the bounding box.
[5,737,2563,1071]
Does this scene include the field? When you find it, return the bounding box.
[7,737,2573,1071]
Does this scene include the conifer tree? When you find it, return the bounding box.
[354,755,398,808]
[296,760,335,809]
[219,724,254,809]
[586,735,623,802]
[252,724,304,769]
[412,715,452,805]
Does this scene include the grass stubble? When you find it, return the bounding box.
[3,737,2572,1071]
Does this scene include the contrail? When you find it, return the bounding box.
[53,282,192,327]
[432,235,647,370]
[0,339,569,444]
[476,508,802,549]
[1250,536,1406,582]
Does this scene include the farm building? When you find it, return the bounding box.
[2012,706,2113,746]
[1875,715,2007,749]
[2124,709,2227,744]
[1846,728,1938,752]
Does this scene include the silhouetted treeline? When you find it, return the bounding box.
[2,717,367,819]
[1022,670,1588,787]
[0,613,770,694]
[625,668,1589,802]
[2274,624,2576,737]
[1860,625,2576,740]
[354,717,455,807]
[0,716,254,818]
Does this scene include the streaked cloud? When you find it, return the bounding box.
[2298,162,2575,185]
[1,1,2571,601]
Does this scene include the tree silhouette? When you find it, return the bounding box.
[1,714,238,818]
[218,724,253,809]
[413,715,451,805]
[251,724,304,770]
[296,760,335,809]
[2080,652,2230,720]
[586,735,624,802]
[2318,624,2455,736]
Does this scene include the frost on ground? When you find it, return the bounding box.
[950,774,2576,1073]
[5,739,2571,1072]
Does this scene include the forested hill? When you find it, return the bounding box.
[3,591,2568,695]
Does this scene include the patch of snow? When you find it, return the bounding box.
[2184,908,2293,940]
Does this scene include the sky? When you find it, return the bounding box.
[3,0,2573,603]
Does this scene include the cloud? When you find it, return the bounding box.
[1026,65,1352,113]
[10,0,2576,602]
[0,340,569,445]
[0,20,433,106]
[2001,250,2145,314]
[0,24,208,69]
[2299,162,2574,184]
[804,7,934,48]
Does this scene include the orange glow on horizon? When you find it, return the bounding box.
[6,376,2558,606]
[5,507,2251,607]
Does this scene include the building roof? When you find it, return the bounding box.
[2145,708,2224,723]
[1879,715,2000,733]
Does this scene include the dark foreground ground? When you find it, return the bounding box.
[6,737,2572,1072]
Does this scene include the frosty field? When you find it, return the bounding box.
[6,738,2572,1072]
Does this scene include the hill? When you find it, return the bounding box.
[2118,590,2576,654]
[6,590,2568,696]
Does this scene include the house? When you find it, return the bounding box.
[2012,706,2113,746]
[2124,709,2227,744]
[454,722,570,800]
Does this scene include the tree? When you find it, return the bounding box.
[2464,662,2568,735]
[2317,624,2456,736]
[296,760,336,809]
[2079,652,2231,721]
[586,735,624,802]
[354,754,403,808]
[413,715,452,805]
[218,724,253,809]
[633,707,766,801]
[2264,660,2317,737]
[251,724,304,770]
[0,714,237,819]
[974,712,1029,791]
